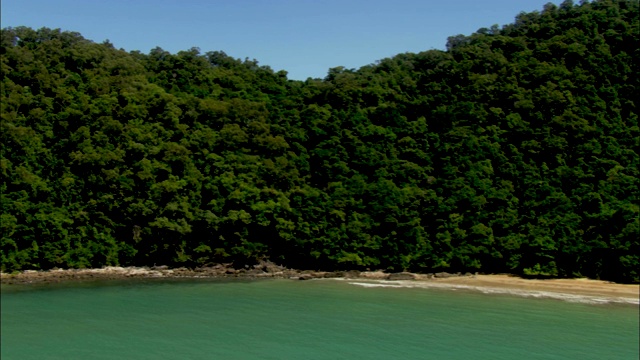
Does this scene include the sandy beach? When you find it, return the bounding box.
[423,274,639,299]
[393,274,639,305]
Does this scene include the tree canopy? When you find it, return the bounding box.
[1,0,638,282]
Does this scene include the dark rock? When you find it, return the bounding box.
[256,261,287,273]
[434,272,456,278]
[323,271,344,278]
[245,268,265,275]
[344,270,361,279]
[298,274,313,280]
[387,272,416,280]
[299,271,320,278]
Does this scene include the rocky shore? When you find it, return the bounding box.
[3,264,637,304]
[0,262,472,285]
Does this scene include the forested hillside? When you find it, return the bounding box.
[1,0,638,282]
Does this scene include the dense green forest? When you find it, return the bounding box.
[1,0,638,282]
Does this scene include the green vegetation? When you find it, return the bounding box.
[1,0,638,282]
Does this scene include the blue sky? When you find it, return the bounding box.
[2,0,562,80]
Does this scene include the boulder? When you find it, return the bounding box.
[256,261,287,274]
[359,271,388,280]
[387,272,416,280]
[245,268,265,276]
[323,271,344,278]
[343,270,361,279]
[434,272,456,278]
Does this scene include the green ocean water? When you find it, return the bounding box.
[1,278,638,360]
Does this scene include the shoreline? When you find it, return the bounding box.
[344,275,640,305]
[2,264,638,305]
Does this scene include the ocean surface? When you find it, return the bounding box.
[1,278,638,360]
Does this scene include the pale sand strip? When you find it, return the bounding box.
[430,275,639,299]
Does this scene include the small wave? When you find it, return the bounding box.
[346,280,639,306]
[347,282,406,288]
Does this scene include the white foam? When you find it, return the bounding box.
[348,282,406,288]
[346,280,640,306]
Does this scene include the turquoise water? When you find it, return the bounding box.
[1,279,638,359]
